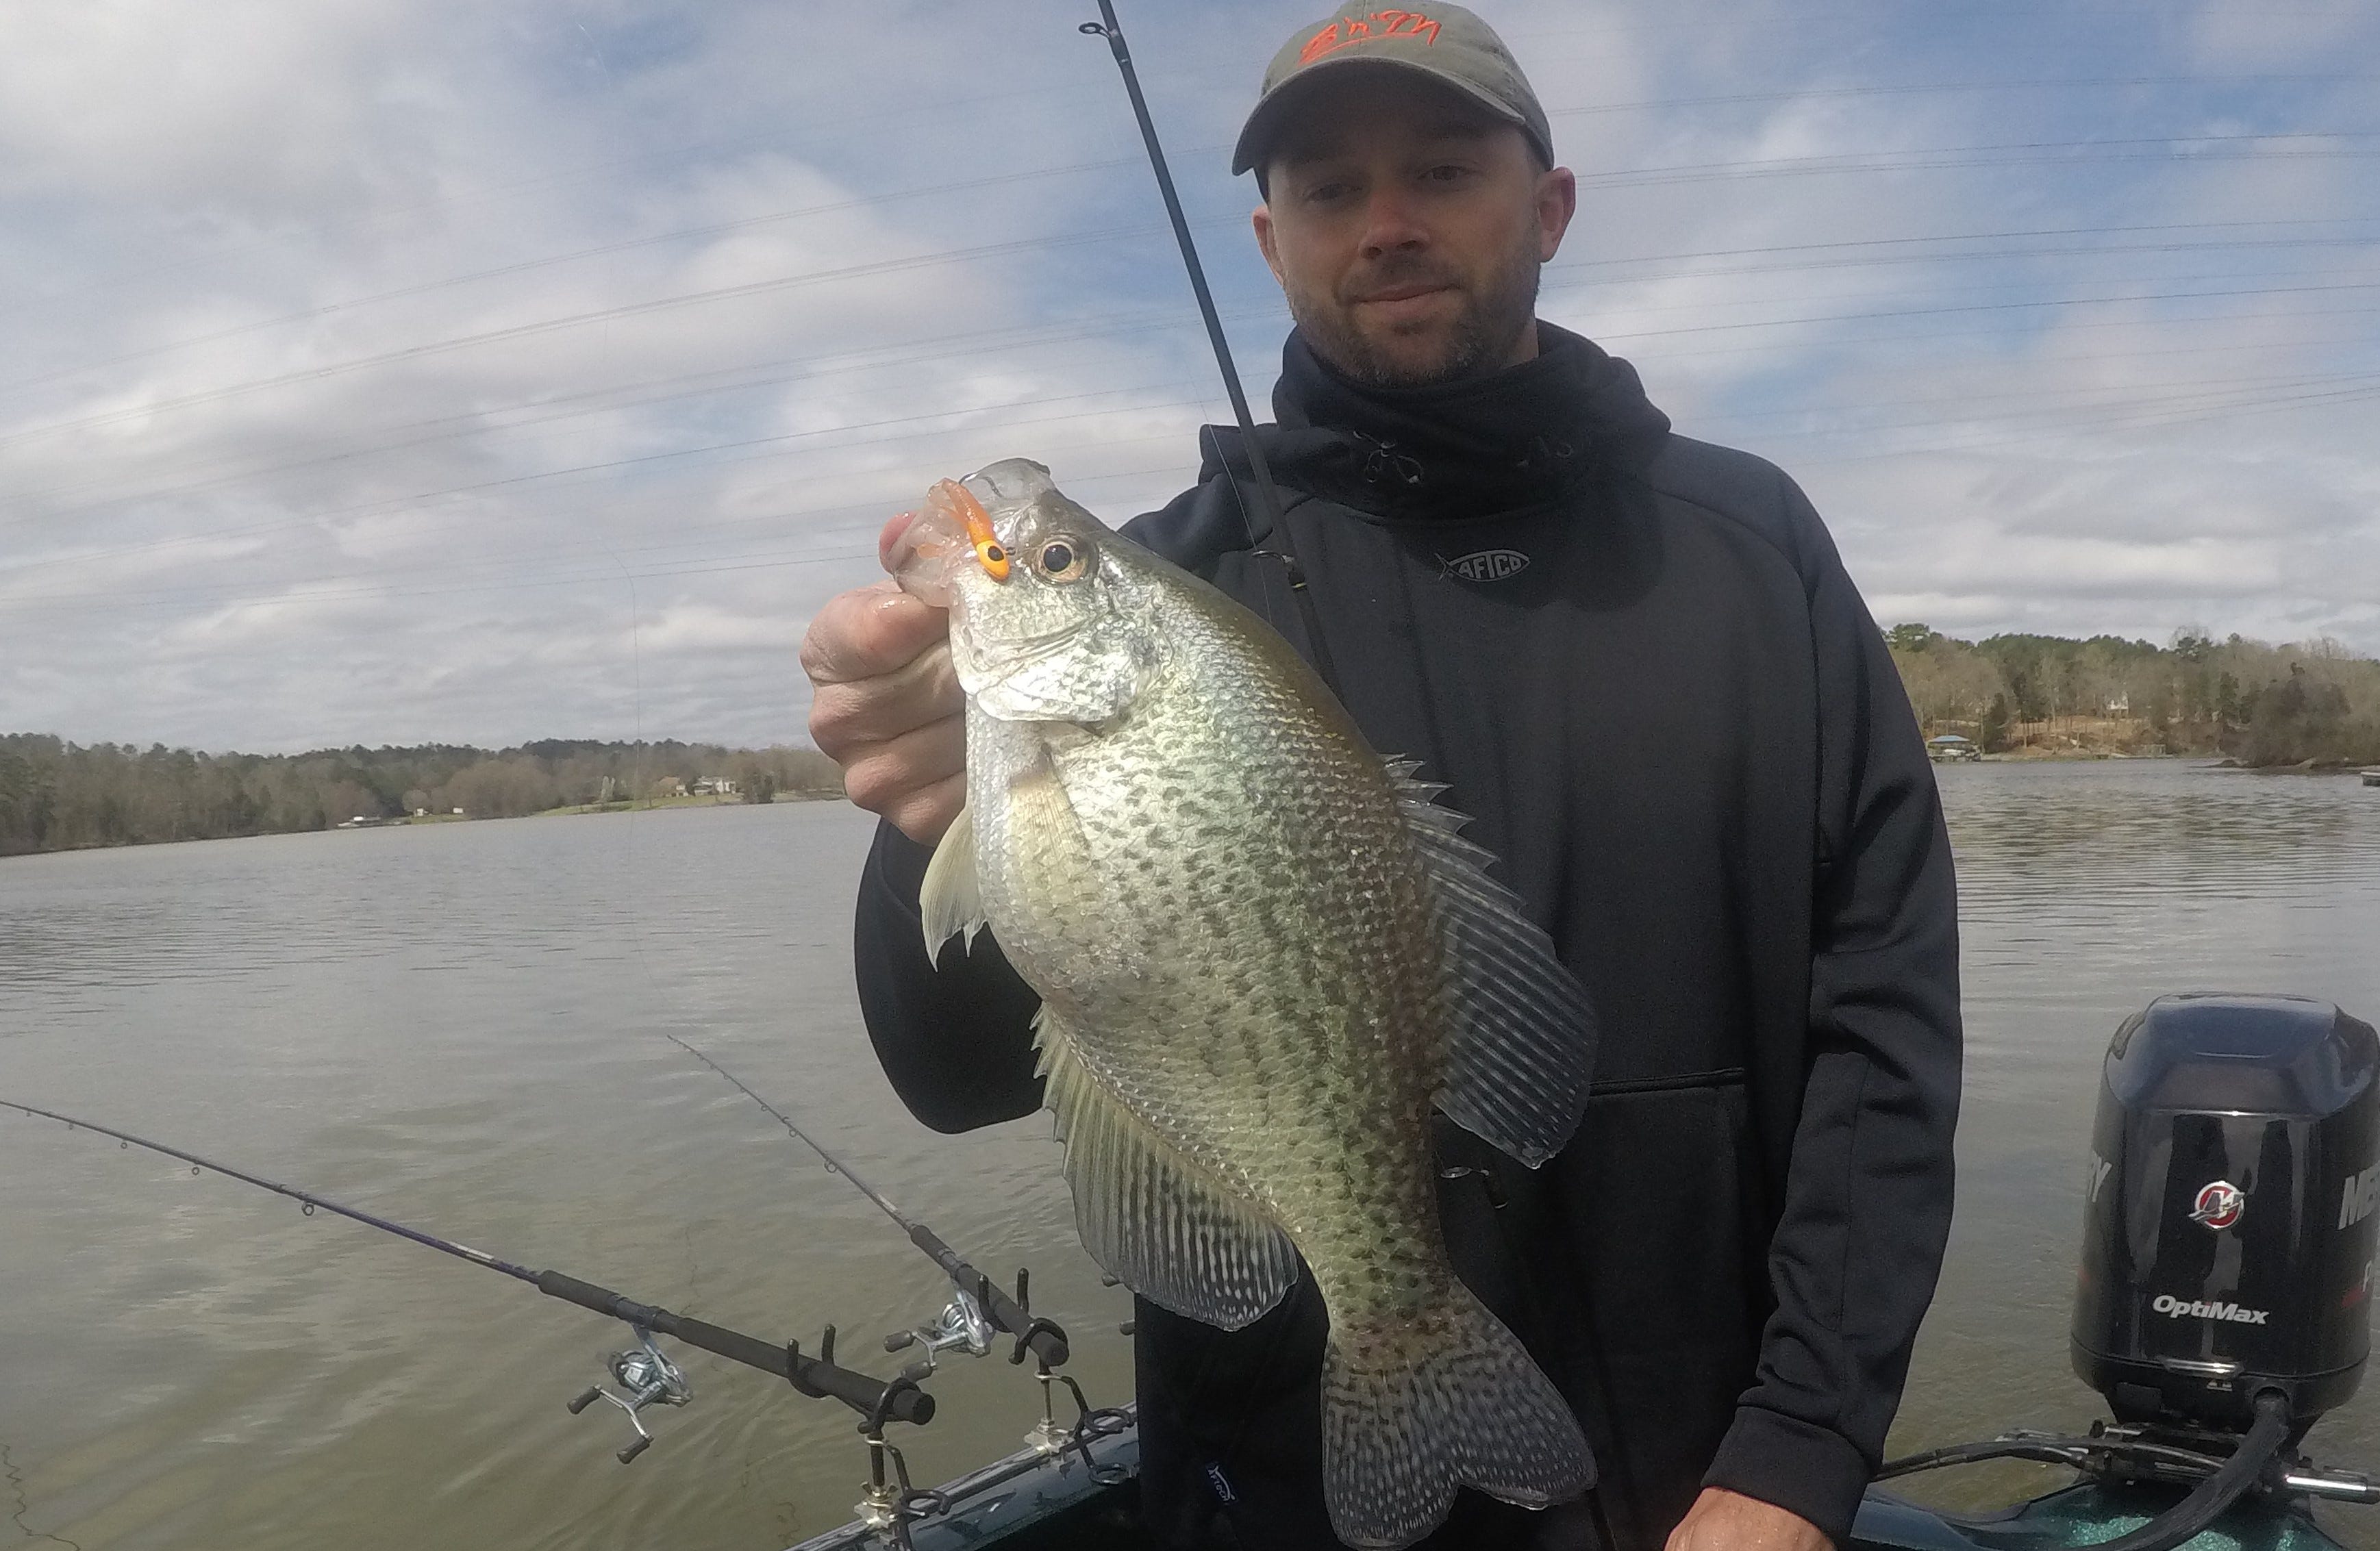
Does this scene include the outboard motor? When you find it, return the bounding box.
[2072,993,2380,1430]
[1859,995,2380,1551]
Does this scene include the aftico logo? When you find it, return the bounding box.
[1444,548,1531,582]
[2152,1294,2270,1324]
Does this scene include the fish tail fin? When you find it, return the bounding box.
[1320,1285,1595,1549]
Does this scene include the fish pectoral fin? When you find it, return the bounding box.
[1034,1007,1301,1330]
[918,801,988,956]
[1394,763,1598,1170]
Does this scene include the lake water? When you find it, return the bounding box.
[2,763,2377,1550]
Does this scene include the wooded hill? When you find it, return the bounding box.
[0,737,843,857]
[1885,626,2380,765]
[9,627,2376,858]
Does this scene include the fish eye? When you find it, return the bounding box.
[1036,538,1089,582]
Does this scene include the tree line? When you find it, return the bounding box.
[12,627,2374,857]
[1885,626,2380,766]
[0,737,844,857]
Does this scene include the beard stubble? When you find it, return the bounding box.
[1283,229,1544,390]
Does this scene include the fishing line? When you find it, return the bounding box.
[654,1030,1073,1374]
[0,1099,934,1428]
[0,1438,80,1551]
[4,1100,535,1276]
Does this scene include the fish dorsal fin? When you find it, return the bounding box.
[918,803,987,955]
[1392,762,1596,1168]
[1034,1005,1301,1329]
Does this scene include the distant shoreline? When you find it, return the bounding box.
[527,791,842,818]
[1940,751,2371,772]
[3,788,851,857]
[1888,625,2380,771]
[343,788,845,827]
[1,735,848,859]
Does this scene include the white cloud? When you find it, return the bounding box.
[0,0,2374,752]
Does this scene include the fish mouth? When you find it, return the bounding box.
[886,499,975,607]
[887,479,1015,605]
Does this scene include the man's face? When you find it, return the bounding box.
[1252,70,1575,388]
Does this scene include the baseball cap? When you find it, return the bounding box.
[1231,4,1554,179]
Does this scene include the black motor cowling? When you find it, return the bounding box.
[2072,994,2380,1430]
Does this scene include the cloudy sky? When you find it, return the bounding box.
[3,0,2374,753]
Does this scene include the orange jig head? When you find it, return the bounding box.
[934,478,1010,582]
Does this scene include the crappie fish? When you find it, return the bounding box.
[888,458,1597,1548]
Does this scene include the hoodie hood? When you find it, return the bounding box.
[1199,322,1672,527]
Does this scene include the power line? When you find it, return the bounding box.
[9,281,2372,579]
[8,138,2372,449]
[15,70,2359,373]
[0,153,1148,403]
[17,355,2380,618]
[0,219,1220,455]
[1546,75,2379,119]
[23,220,2366,529]
[0,455,1203,614]
[8,218,2369,532]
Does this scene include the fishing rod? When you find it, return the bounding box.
[1,1098,932,1465]
[655,1032,1128,1493]
[658,1031,1068,1372]
[1079,1,1345,696]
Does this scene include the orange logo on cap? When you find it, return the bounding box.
[1299,10,1442,66]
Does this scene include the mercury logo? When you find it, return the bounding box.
[1445,548,1530,582]
[2153,1294,2270,1324]
[2191,1180,2245,1231]
[2340,1162,2380,1230]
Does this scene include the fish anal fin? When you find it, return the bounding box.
[918,802,987,957]
[1034,1006,1300,1329]
[1392,764,1597,1169]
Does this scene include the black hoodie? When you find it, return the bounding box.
[851,323,1961,1550]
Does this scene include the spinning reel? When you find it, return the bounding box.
[566,1324,692,1462]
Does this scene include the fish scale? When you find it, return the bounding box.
[894,458,1600,1549]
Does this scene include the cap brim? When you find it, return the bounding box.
[1231,55,1532,177]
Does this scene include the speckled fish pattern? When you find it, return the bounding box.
[900,459,1596,1549]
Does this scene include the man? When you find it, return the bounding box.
[800,6,1961,1549]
